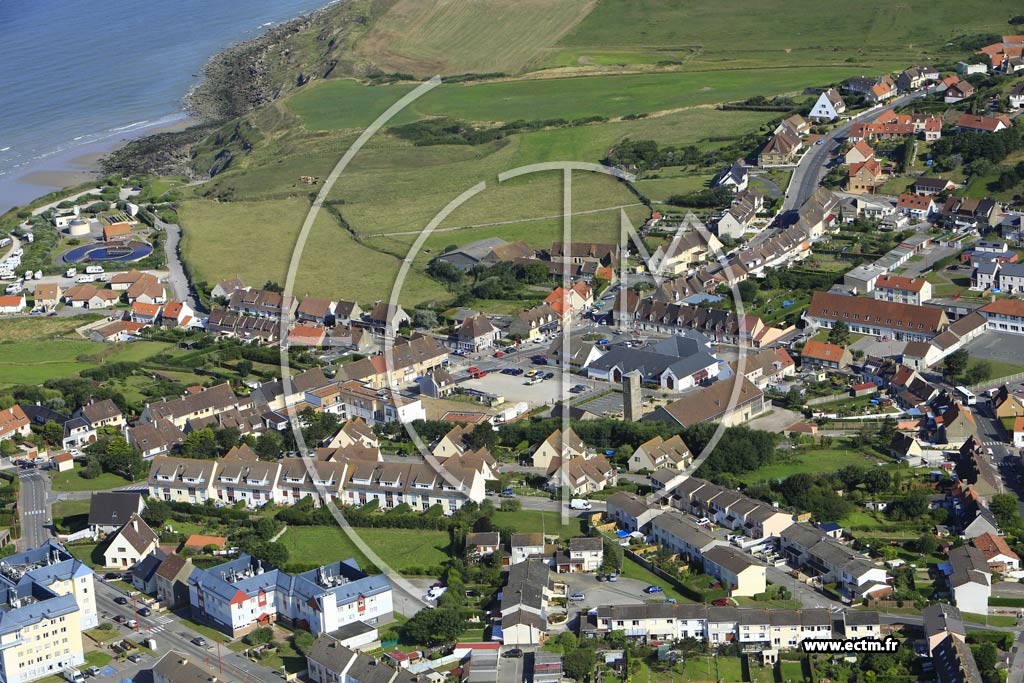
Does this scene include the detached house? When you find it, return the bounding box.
[628,434,693,472]
[809,88,846,120]
[800,340,852,370]
[0,405,31,442]
[758,128,802,167]
[847,158,884,194]
[944,80,975,103]
[956,113,1011,134]
[103,513,159,568]
[896,193,936,220]
[75,399,125,430]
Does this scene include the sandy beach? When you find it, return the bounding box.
[0,115,195,213]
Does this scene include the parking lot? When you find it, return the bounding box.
[558,571,670,617]
[965,332,1024,369]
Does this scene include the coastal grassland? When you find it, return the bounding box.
[180,107,776,305]
[0,315,101,343]
[354,0,597,75]
[279,526,451,574]
[286,66,866,131]
[177,197,450,306]
[550,0,1012,71]
[0,339,172,388]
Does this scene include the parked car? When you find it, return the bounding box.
[502,648,524,659]
[607,573,618,582]
[644,585,663,594]
[127,654,143,663]
[113,615,127,623]
[543,372,555,380]
[493,351,505,358]
[137,607,151,617]
[114,596,128,605]
[191,637,207,647]
[712,598,731,606]
[569,592,586,601]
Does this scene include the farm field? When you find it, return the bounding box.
[551,0,1011,71]
[353,0,596,75]
[279,525,452,574]
[287,66,866,132]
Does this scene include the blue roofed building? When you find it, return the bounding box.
[188,554,391,638]
[0,540,98,683]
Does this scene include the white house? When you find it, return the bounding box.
[809,88,846,121]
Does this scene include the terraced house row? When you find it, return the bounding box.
[583,603,880,651]
[147,444,486,515]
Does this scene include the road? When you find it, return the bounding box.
[782,90,926,213]
[154,216,197,309]
[17,469,51,550]
[95,579,287,683]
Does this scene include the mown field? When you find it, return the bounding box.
[174,0,1005,310]
[354,0,597,75]
[279,525,452,574]
[550,0,1012,71]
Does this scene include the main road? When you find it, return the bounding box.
[781,89,934,213]
[96,579,288,683]
[17,469,51,550]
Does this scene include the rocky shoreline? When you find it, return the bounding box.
[102,0,382,178]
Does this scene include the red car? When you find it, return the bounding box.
[493,351,505,358]
[712,598,730,607]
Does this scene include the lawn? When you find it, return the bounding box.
[738,449,886,485]
[678,655,745,683]
[966,357,1024,383]
[66,542,103,569]
[279,525,451,574]
[490,509,584,541]
[53,498,91,533]
[50,470,134,492]
[618,556,691,603]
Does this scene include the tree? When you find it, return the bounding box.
[181,428,219,459]
[401,607,463,646]
[40,420,64,447]
[262,281,283,293]
[828,320,850,346]
[465,422,498,451]
[964,360,992,385]
[917,534,938,555]
[943,349,970,379]
[412,310,438,329]
[236,360,253,378]
[251,541,289,567]
[254,431,284,461]
[990,493,1024,532]
[85,436,144,479]
[563,647,597,681]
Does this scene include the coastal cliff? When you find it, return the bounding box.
[103,0,392,177]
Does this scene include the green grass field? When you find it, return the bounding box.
[738,448,887,485]
[287,67,864,131]
[279,525,451,573]
[51,470,134,493]
[552,0,1011,71]
[354,0,596,75]
[490,509,585,540]
[0,339,172,388]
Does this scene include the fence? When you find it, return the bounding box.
[969,372,1024,394]
[805,392,849,406]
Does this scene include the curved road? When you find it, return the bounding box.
[782,89,935,213]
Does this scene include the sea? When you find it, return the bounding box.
[0,0,335,213]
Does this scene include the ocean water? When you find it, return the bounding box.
[0,0,334,211]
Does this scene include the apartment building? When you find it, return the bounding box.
[148,457,218,504]
[188,554,391,638]
[0,541,98,683]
